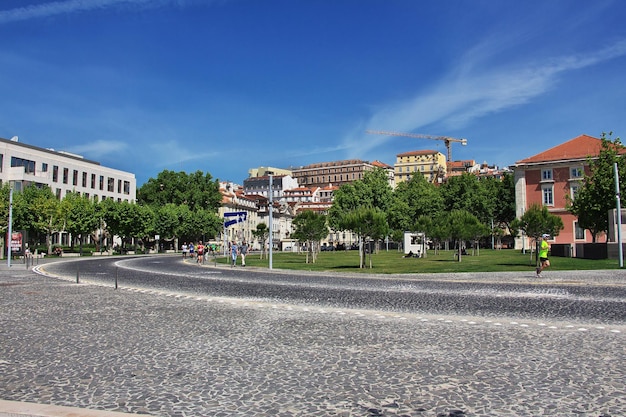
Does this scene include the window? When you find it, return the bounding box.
[82,172,87,188]
[41,163,48,172]
[542,185,554,205]
[91,174,96,189]
[541,169,553,181]
[62,168,68,184]
[99,175,104,190]
[570,183,580,200]
[574,221,585,240]
[11,156,35,173]
[72,170,78,186]
[570,166,583,179]
[53,166,58,182]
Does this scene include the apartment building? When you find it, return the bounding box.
[290,159,377,188]
[395,150,446,184]
[0,136,136,202]
[513,134,601,252]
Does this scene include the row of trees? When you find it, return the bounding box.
[2,133,622,264]
[1,170,223,255]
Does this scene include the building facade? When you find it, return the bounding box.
[290,159,377,188]
[0,136,136,202]
[394,150,446,184]
[513,134,602,252]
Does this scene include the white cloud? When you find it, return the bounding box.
[67,140,128,159]
[0,0,201,24]
[349,39,626,158]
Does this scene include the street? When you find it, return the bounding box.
[0,255,624,416]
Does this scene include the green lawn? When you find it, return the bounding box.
[216,248,621,274]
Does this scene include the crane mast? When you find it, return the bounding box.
[366,130,467,162]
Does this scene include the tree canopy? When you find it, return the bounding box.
[568,132,625,242]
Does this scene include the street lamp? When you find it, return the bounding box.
[268,171,274,270]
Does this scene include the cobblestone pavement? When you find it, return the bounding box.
[0,258,624,417]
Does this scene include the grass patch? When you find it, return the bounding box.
[220,249,620,274]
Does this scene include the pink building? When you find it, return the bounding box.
[513,134,604,251]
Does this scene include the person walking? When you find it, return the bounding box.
[239,240,248,267]
[196,241,205,264]
[182,242,188,259]
[536,234,551,277]
[230,240,239,267]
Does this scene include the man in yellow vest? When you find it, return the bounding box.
[536,234,550,278]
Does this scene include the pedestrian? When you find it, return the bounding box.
[182,242,188,259]
[239,240,248,267]
[189,242,195,259]
[230,240,238,267]
[536,234,551,277]
[196,241,204,264]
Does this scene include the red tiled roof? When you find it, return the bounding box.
[515,135,602,164]
[397,150,439,157]
[372,160,392,169]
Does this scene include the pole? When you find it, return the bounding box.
[268,173,273,270]
[7,187,13,268]
[614,163,623,268]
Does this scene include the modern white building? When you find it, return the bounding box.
[0,136,136,202]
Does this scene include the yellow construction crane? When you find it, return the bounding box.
[366,130,467,162]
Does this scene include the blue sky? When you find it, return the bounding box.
[1,0,625,187]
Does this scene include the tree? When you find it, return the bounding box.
[339,206,388,268]
[568,132,626,242]
[137,170,222,212]
[445,210,487,262]
[252,223,269,259]
[328,168,393,231]
[29,188,62,255]
[60,192,100,254]
[292,210,328,263]
[511,203,564,265]
[389,174,443,236]
[441,173,494,224]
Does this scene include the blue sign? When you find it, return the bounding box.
[224,211,247,227]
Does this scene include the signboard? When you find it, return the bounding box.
[224,211,247,228]
[10,231,23,255]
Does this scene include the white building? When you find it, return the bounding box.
[0,136,136,202]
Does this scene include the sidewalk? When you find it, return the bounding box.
[0,259,137,417]
[0,400,135,417]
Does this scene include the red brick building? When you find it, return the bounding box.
[513,134,604,251]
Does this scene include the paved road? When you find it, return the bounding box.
[1,255,624,417]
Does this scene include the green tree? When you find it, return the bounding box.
[441,173,494,224]
[292,210,328,263]
[492,172,516,232]
[568,132,626,242]
[390,174,443,235]
[60,192,100,254]
[511,203,564,265]
[29,188,62,255]
[445,210,487,262]
[252,223,269,259]
[137,170,221,212]
[339,206,388,268]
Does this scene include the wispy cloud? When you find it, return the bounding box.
[349,39,626,157]
[67,140,128,159]
[0,0,192,24]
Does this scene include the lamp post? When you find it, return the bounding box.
[268,172,274,270]
[7,187,13,267]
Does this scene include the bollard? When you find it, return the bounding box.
[76,265,80,284]
[115,266,118,290]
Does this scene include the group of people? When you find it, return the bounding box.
[181,241,217,264]
[229,240,248,267]
[180,240,248,267]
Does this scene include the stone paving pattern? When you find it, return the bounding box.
[0,261,624,417]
